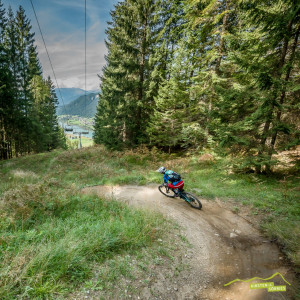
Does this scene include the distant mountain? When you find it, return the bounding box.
[55,88,100,107]
[57,92,100,117]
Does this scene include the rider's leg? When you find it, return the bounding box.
[168,183,179,197]
[173,181,184,196]
[174,180,184,190]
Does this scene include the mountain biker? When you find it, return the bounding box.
[157,167,184,196]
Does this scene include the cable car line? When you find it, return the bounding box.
[29,0,90,145]
[74,0,90,148]
[63,0,90,148]
[85,0,87,120]
[29,0,69,121]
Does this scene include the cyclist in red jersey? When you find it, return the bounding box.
[157,166,184,196]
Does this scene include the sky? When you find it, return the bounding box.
[2,0,119,90]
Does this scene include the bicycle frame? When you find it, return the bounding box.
[178,190,191,203]
[166,185,191,203]
[159,183,202,210]
[166,186,191,203]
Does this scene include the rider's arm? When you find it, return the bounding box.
[163,173,169,183]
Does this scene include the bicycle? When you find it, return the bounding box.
[158,183,202,209]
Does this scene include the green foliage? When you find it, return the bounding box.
[147,77,188,150]
[0,3,66,161]
[94,0,159,149]
[93,0,299,173]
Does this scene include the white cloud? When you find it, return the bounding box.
[31,0,116,91]
[36,38,108,90]
[2,0,118,90]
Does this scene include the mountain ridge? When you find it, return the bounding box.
[57,92,100,117]
[55,88,100,107]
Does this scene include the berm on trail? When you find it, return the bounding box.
[82,184,296,300]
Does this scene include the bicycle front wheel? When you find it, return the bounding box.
[183,192,202,209]
[158,185,176,198]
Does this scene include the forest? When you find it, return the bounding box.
[94,0,300,173]
[0,1,65,160]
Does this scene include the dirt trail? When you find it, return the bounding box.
[82,185,295,300]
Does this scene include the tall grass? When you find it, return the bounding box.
[0,185,164,298]
[0,151,167,298]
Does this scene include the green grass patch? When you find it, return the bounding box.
[0,186,164,299]
[66,136,94,149]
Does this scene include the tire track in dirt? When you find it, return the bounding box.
[82,185,296,300]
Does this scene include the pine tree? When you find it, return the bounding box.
[147,80,183,151]
[147,35,202,151]
[15,6,41,154]
[147,0,238,151]
[251,0,300,172]
[0,0,14,159]
[148,0,185,99]
[217,0,300,172]
[45,77,66,150]
[184,0,238,145]
[1,3,66,160]
[30,75,66,152]
[94,0,158,148]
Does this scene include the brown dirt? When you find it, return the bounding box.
[81,184,297,300]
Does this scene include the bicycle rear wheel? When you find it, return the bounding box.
[158,185,176,198]
[183,192,202,209]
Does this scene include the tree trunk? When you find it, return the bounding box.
[136,14,148,145]
[215,0,230,76]
[265,24,300,172]
[256,20,293,173]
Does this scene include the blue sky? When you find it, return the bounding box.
[2,0,119,90]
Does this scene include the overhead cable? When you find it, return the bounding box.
[85,0,87,117]
[29,0,68,116]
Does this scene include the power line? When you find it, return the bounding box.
[29,0,68,116]
[85,0,87,118]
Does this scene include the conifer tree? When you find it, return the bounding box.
[0,3,66,160]
[184,0,238,145]
[148,0,185,99]
[14,6,41,153]
[0,0,14,159]
[94,0,299,173]
[30,75,66,151]
[215,0,300,172]
[94,0,158,148]
[147,34,200,150]
[247,0,300,172]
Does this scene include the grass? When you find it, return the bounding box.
[0,145,299,297]
[0,149,173,299]
[81,137,94,147]
[169,156,300,270]
[0,186,166,298]
[66,136,94,149]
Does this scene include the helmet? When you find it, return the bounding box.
[157,166,166,174]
